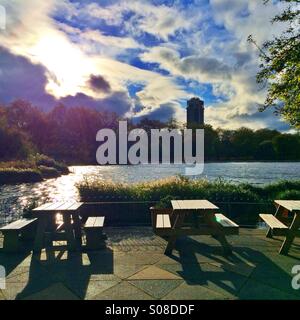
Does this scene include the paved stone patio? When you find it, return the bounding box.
[0,227,300,300]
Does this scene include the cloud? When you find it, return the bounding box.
[0,0,293,130]
[0,0,189,119]
[140,46,232,83]
[64,1,192,41]
[88,75,111,93]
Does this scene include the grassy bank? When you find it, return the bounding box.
[0,154,69,185]
[78,176,300,203]
[77,177,300,226]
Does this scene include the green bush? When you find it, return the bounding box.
[276,189,300,200]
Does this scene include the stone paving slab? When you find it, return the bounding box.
[162,282,230,300]
[0,228,300,300]
[92,281,155,300]
[128,265,182,280]
[128,280,183,299]
[23,283,80,300]
[238,278,300,300]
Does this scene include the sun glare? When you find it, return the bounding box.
[30,34,94,98]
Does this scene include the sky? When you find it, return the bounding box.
[0,0,292,130]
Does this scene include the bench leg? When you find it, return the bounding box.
[3,232,20,252]
[279,214,300,255]
[34,216,48,253]
[85,229,106,251]
[213,234,232,255]
[206,213,232,255]
[21,222,37,241]
[164,213,185,255]
[72,213,82,245]
[63,214,78,252]
[266,205,282,238]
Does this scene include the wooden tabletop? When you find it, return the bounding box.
[171,200,219,212]
[274,200,300,213]
[33,201,83,213]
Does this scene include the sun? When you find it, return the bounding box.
[29,33,94,98]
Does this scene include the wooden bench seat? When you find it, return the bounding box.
[215,214,239,235]
[156,214,171,229]
[0,218,37,252]
[84,217,106,250]
[259,214,288,236]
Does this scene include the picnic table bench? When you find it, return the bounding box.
[32,201,83,252]
[260,200,300,255]
[0,218,37,252]
[84,216,106,250]
[151,200,239,255]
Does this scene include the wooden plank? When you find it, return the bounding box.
[260,214,288,236]
[173,200,219,211]
[33,202,57,211]
[84,216,105,228]
[0,218,37,231]
[85,217,96,228]
[171,200,181,211]
[54,202,76,211]
[162,214,171,228]
[93,217,105,228]
[156,214,164,228]
[215,214,239,228]
[33,202,65,211]
[275,200,300,212]
[65,202,83,211]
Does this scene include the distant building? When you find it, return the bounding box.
[187,97,204,128]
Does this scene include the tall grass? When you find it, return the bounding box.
[78,176,300,205]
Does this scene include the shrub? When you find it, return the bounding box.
[276,189,300,200]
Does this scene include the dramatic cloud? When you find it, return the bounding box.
[0,0,292,130]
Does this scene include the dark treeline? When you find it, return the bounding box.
[0,100,300,164]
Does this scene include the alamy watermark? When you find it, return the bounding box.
[291,265,300,290]
[96,121,204,175]
[0,265,5,289]
[0,5,6,30]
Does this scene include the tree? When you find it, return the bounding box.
[248,0,300,128]
[272,133,300,160]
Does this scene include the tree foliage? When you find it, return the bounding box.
[1,100,300,162]
[248,0,300,128]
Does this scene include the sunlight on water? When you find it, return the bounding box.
[1,162,300,225]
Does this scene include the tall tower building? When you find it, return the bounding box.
[187,97,204,128]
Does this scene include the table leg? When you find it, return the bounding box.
[33,216,48,253]
[205,213,232,255]
[165,213,185,255]
[63,214,78,252]
[279,214,300,255]
[72,212,82,245]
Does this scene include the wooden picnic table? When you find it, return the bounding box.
[164,200,235,255]
[266,200,300,254]
[32,201,83,252]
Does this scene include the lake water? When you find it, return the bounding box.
[1,162,300,224]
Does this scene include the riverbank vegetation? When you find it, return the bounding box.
[1,100,300,164]
[0,154,69,185]
[77,176,300,204]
